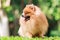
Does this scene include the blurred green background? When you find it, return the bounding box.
[0,0,60,37]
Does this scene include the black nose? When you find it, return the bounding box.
[22,15,24,17]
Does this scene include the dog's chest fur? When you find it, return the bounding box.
[21,18,39,35]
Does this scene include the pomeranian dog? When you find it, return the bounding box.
[18,4,49,38]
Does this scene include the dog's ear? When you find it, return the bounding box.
[26,4,36,11]
[29,5,36,11]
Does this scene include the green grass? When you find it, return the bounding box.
[0,36,60,40]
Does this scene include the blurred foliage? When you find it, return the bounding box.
[38,0,60,20]
[1,0,60,36]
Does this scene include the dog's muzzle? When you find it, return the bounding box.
[22,15,30,21]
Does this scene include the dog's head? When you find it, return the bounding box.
[22,4,36,21]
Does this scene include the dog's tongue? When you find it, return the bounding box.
[22,17,27,22]
[21,17,25,21]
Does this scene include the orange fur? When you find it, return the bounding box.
[18,4,49,38]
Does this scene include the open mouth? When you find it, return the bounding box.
[22,15,30,21]
[25,16,30,21]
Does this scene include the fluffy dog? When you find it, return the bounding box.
[18,4,49,38]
